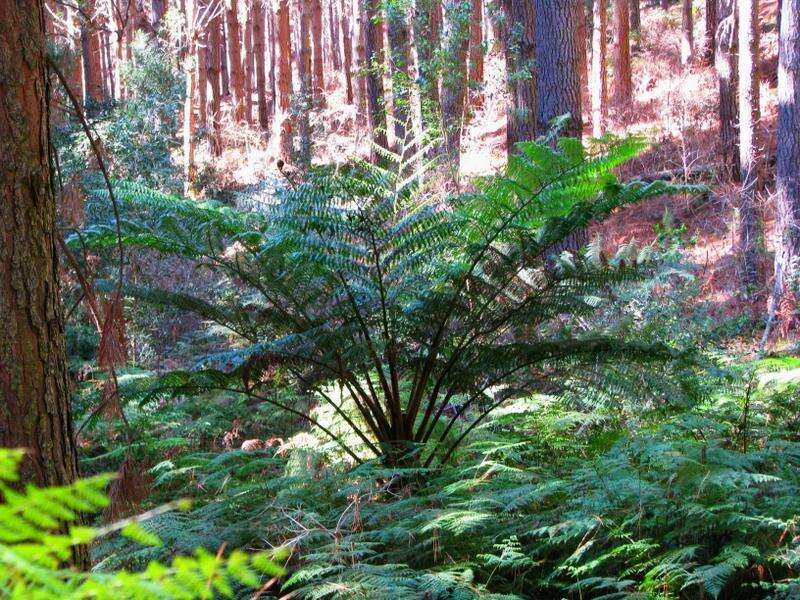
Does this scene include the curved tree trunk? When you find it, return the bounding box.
[591,0,607,136]
[535,0,583,137]
[611,0,632,107]
[737,0,762,290]
[0,0,86,568]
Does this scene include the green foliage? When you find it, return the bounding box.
[0,448,284,599]
[74,136,704,465]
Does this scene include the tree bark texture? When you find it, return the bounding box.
[591,0,607,136]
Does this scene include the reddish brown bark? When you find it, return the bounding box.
[311,0,325,105]
[208,13,223,154]
[611,0,632,106]
[253,0,269,131]
[341,0,354,103]
[226,0,246,121]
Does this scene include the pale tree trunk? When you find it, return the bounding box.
[208,14,223,155]
[704,0,717,64]
[0,0,86,559]
[535,0,583,137]
[440,0,471,179]
[329,0,342,70]
[591,0,607,136]
[681,0,694,65]
[184,0,198,194]
[311,0,325,105]
[468,0,484,105]
[502,0,536,152]
[611,0,632,107]
[364,0,389,158]
[737,0,762,290]
[80,0,104,108]
[245,2,254,124]
[387,0,413,148]
[253,0,269,131]
[716,0,739,178]
[277,0,293,156]
[226,0,245,121]
[341,0,354,103]
[413,0,442,142]
[299,0,313,162]
[772,0,800,329]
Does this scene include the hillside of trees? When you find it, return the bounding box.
[2,0,800,598]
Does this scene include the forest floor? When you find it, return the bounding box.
[188,0,783,347]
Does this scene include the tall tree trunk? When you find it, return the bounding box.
[329,0,342,70]
[535,0,582,137]
[277,0,293,155]
[737,0,761,289]
[440,0,471,180]
[268,4,276,115]
[468,0,484,104]
[387,0,413,148]
[414,0,442,144]
[299,0,313,162]
[502,0,536,152]
[681,0,694,65]
[226,0,245,121]
[253,0,269,131]
[0,0,86,549]
[611,0,632,107]
[591,0,607,136]
[630,0,640,35]
[773,0,800,327]
[576,0,589,94]
[197,21,208,128]
[151,0,166,30]
[184,0,198,194]
[208,13,223,155]
[80,0,104,108]
[355,0,368,125]
[703,0,717,64]
[716,0,739,178]
[364,0,388,158]
[221,20,230,97]
[311,0,325,105]
[245,1,254,124]
[341,0,354,103]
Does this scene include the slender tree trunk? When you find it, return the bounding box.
[387,0,413,148]
[611,0,632,107]
[773,0,800,327]
[591,0,607,136]
[226,0,245,120]
[681,0,694,65]
[151,0,166,29]
[311,0,325,105]
[245,2,254,124]
[277,0,293,155]
[414,0,442,143]
[299,0,313,162]
[440,0,471,180]
[535,0,583,137]
[197,22,208,128]
[630,0,640,34]
[355,0,368,124]
[468,0,484,104]
[704,0,717,64]
[329,0,342,70]
[716,0,739,178]
[341,0,354,103]
[184,0,198,194]
[208,14,223,155]
[80,0,104,108]
[737,0,761,289]
[364,0,389,158]
[268,4,276,115]
[253,0,269,131]
[0,0,86,554]
[502,0,536,152]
